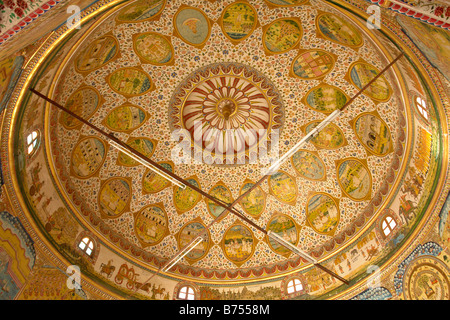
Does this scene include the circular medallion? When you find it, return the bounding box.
[349,62,392,102]
[177,221,210,262]
[134,204,168,247]
[306,193,340,235]
[132,32,174,65]
[103,104,148,132]
[75,34,119,74]
[336,158,372,201]
[352,112,392,156]
[291,50,335,80]
[98,178,131,218]
[304,84,348,114]
[316,12,363,48]
[403,256,450,300]
[222,223,256,267]
[60,86,102,129]
[266,214,299,257]
[291,149,326,181]
[221,1,258,43]
[262,18,302,54]
[70,137,107,178]
[116,0,166,23]
[169,62,284,165]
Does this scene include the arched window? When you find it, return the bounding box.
[415,96,428,120]
[178,285,195,300]
[78,237,94,256]
[382,215,397,237]
[26,130,39,155]
[287,278,303,294]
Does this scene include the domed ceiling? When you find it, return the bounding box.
[1,0,449,300]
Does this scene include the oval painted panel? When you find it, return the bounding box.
[264,0,307,6]
[337,159,372,201]
[107,67,153,96]
[98,178,131,218]
[178,222,209,261]
[116,0,165,22]
[61,87,101,129]
[305,85,348,114]
[221,2,257,42]
[117,138,156,166]
[268,171,298,205]
[317,13,363,47]
[306,193,339,235]
[353,113,392,156]
[350,62,392,101]
[304,121,345,149]
[142,162,173,194]
[71,137,106,178]
[223,224,255,266]
[174,7,210,46]
[239,180,266,218]
[75,35,118,73]
[134,204,168,246]
[291,149,326,180]
[104,104,147,132]
[173,177,201,213]
[267,214,298,256]
[133,32,174,65]
[292,50,335,79]
[206,183,233,219]
[263,18,302,54]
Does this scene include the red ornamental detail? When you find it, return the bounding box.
[171,63,283,165]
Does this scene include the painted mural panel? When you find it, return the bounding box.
[262,18,302,54]
[60,86,102,129]
[0,211,35,300]
[70,137,107,178]
[104,104,148,132]
[107,67,153,97]
[336,158,372,201]
[266,214,299,257]
[239,179,266,219]
[306,193,339,235]
[173,176,202,214]
[316,12,363,47]
[75,34,119,74]
[142,161,174,194]
[222,223,255,267]
[134,204,168,247]
[348,62,392,102]
[291,149,326,181]
[303,121,346,150]
[0,55,23,113]
[133,32,174,65]
[351,112,392,156]
[303,84,348,114]
[98,178,131,218]
[268,170,298,205]
[291,50,335,79]
[221,1,257,43]
[177,220,210,262]
[116,0,166,23]
[205,182,233,219]
[117,138,156,167]
[174,7,211,47]
[397,15,450,82]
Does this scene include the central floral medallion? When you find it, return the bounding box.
[169,63,284,165]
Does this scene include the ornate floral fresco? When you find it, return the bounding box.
[0,0,449,301]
